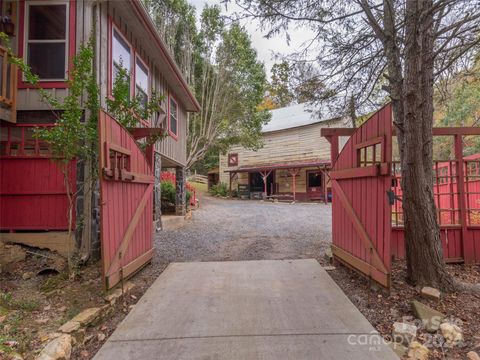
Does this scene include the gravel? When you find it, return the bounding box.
[154,195,332,265]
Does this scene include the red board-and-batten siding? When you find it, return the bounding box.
[0,124,76,231]
[331,104,392,287]
[98,112,154,289]
[0,157,76,230]
[15,0,188,167]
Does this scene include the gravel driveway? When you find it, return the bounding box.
[154,194,332,264]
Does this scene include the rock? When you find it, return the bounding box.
[104,282,135,303]
[392,322,417,345]
[322,266,336,271]
[97,332,106,342]
[58,320,80,334]
[324,246,333,260]
[71,307,102,327]
[420,286,441,301]
[36,334,72,360]
[411,300,444,333]
[407,341,429,360]
[467,351,480,360]
[440,322,463,347]
[82,334,94,345]
[35,318,49,325]
[71,328,86,345]
[0,244,26,271]
[388,341,408,357]
[22,272,34,280]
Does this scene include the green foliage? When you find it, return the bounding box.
[185,190,191,206]
[0,292,40,312]
[161,181,176,204]
[34,37,100,166]
[106,65,165,146]
[209,182,228,197]
[189,146,220,174]
[145,0,197,79]
[268,61,294,108]
[145,3,270,168]
[434,58,480,158]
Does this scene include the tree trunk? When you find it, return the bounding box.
[348,96,357,128]
[400,0,456,291]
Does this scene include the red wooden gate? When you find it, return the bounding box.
[98,112,154,289]
[0,123,76,230]
[329,104,393,287]
[324,104,480,288]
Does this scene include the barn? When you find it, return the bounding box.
[219,103,350,202]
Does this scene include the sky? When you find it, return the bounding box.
[188,0,314,78]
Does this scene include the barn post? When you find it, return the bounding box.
[175,166,186,216]
[455,134,474,263]
[259,170,271,199]
[288,168,299,202]
[322,169,328,204]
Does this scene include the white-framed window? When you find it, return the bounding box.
[111,26,132,95]
[25,1,69,80]
[169,96,178,138]
[135,56,149,110]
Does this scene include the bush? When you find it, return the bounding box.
[209,182,229,197]
[186,190,192,207]
[161,181,176,204]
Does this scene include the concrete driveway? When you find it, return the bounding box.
[94,259,398,359]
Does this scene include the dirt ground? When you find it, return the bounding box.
[1,194,479,359]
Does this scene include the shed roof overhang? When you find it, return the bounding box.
[225,159,331,173]
[129,0,201,112]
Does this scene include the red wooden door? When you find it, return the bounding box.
[330,104,393,287]
[98,112,154,289]
[307,170,323,199]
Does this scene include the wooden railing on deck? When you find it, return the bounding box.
[0,45,17,123]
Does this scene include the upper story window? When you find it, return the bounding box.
[135,57,149,110]
[112,28,132,94]
[169,96,178,139]
[26,3,68,80]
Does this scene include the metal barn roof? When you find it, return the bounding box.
[262,103,337,133]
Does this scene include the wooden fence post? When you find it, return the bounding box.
[455,135,474,263]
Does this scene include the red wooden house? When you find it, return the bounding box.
[0,0,199,288]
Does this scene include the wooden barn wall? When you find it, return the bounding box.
[220,119,348,185]
[226,167,329,194]
[15,0,187,166]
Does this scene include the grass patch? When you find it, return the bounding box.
[0,292,40,312]
[190,181,208,193]
[64,306,80,322]
[39,273,68,293]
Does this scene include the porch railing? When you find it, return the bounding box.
[0,45,17,123]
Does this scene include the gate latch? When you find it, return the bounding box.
[386,190,402,205]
